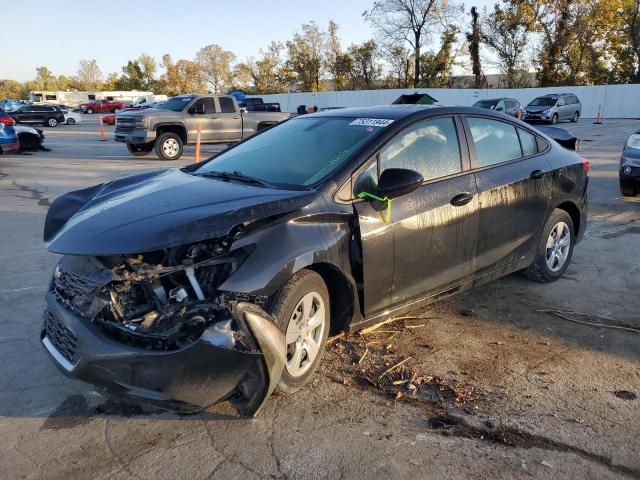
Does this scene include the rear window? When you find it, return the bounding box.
[468,117,522,167]
[219,97,236,113]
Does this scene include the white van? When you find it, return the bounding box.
[128,95,168,108]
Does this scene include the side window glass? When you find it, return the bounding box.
[192,98,216,114]
[558,97,566,106]
[379,117,462,181]
[518,128,538,156]
[468,117,522,167]
[496,100,505,111]
[219,97,236,113]
[354,160,379,196]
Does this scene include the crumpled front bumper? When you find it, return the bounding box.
[41,295,285,416]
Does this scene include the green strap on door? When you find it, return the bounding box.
[357,191,393,223]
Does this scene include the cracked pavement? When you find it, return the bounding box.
[0,118,638,479]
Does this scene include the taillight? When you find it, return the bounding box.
[581,157,589,173]
[0,117,14,126]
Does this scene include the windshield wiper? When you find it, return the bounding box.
[196,170,276,189]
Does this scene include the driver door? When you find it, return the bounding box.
[353,116,478,318]
[186,98,220,143]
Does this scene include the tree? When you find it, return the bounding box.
[242,42,292,93]
[196,44,236,93]
[364,0,450,87]
[466,7,483,88]
[286,21,327,91]
[482,3,531,87]
[0,79,25,99]
[34,67,57,90]
[77,59,102,90]
[348,40,382,89]
[385,45,413,88]
[420,24,459,87]
[609,0,640,82]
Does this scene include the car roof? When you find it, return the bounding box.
[476,98,517,102]
[299,104,518,121]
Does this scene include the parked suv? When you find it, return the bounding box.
[10,104,65,127]
[523,94,581,124]
[472,98,521,118]
[0,108,18,153]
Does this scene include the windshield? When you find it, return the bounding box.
[162,96,194,112]
[195,117,382,187]
[473,100,499,109]
[529,97,557,107]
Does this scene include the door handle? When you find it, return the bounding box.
[450,192,474,206]
[233,116,240,119]
[530,169,544,180]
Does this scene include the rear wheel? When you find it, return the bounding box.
[524,209,574,283]
[126,142,154,157]
[620,184,636,197]
[47,117,58,127]
[271,270,330,394]
[155,132,183,160]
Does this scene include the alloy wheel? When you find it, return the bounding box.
[545,221,571,272]
[285,292,326,377]
[162,138,180,158]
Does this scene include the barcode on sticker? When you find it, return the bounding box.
[349,118,395,127]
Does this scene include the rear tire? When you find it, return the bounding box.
[127,143,154,157]
[620,184,636,197]
[524,209,575,283]
[270,270,330,395]
[155,132,183,160]
[47,117,58,127]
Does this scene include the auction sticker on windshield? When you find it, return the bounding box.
[349,118,395,127]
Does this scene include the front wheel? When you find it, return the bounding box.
[47,117,58,127]
[523,209,574,283]
[66,118,76,125]
[155,132,183,160]
[86,108,93,114]
[620,184,636,197]
[572,111,580,122]
[127,142,154,157]
[550,113,559,125]
[271,270,330,394]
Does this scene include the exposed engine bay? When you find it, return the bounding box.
[51,236,254,351]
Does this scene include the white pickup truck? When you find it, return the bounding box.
[115,94,290,160]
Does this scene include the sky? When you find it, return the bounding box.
[1,0,496,82]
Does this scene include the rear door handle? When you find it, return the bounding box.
[530,169,544,180]
[450,192,474,206]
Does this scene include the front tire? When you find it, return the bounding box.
[127,142,154,157]
[155,132,183,160]
[620,184,636,197]
[86,108,93,114]
[572,111,580,122]
[271,270,330,394]
[550,113,559,125]
[66,118,75,125]
[524,209,574,283]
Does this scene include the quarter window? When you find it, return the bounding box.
[219,97,236,113]
[379,117,462,182]
[518,128,538,156]
[468,117,522,167]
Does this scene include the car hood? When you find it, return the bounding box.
[525,106,550,113]
[622,147,640,163]
[44,168,316,255]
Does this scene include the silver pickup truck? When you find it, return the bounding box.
[114,94,290,160]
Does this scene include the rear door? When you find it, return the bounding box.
[185,98,219,143]
[354,116,478,317]
[216,96,242,141]
[463,115,551,276]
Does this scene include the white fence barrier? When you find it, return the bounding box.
[254,84,640,119]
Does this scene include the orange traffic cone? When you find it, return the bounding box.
[517,109,522,120]
[594,105,602,124]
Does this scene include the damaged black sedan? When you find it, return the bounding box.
[41,106,588,415]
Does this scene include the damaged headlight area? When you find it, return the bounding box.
[44,236,285,416]
[52,239,251,349]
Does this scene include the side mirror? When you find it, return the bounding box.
[495,105,504,111]
[373,168,423,199]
